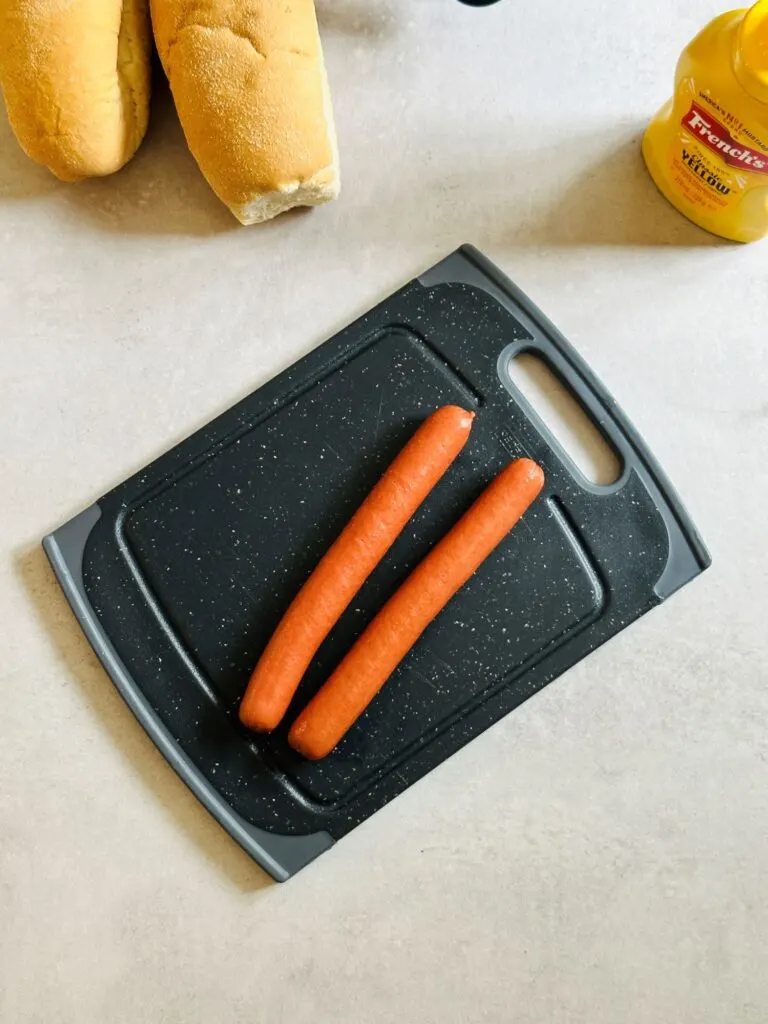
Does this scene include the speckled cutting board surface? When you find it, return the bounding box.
[43,246,709,881]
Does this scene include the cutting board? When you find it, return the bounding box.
[44,245,710,881]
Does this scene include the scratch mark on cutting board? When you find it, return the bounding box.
[422,644,457,678]
[373,391,385,443]
[232,575,261,610]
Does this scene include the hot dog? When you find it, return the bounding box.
[239,406,475,732]
[288,458,545,759]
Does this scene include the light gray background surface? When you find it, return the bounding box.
[1,1,766,1021]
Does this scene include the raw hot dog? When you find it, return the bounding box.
[288,458,545,759]
[239,406,475,732]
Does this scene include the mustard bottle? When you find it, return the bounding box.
[643,1,768,242]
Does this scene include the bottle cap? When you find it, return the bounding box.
[735,0,768,103]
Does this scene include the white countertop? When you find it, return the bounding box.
[2,1,767,1021]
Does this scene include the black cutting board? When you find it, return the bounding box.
[44,246,710,881]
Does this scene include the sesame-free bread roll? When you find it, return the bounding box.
[151,0,340,224]
[0,0,151,181]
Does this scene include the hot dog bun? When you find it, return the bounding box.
[0,0,151,181]
[151,0,340,224]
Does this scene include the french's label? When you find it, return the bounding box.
[681,102,768,173]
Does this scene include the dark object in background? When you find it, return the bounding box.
[44,245,710,881]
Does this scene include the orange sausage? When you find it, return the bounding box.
[239,406,475,732]
[288,458,545,759]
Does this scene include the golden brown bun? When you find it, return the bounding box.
[0,0,151,181]
[151,0,340,224]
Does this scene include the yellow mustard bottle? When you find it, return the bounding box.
[643,1,768,242]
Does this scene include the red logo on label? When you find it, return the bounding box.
[681,103,768,173]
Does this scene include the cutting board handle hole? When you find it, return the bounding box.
[505,352,621,487]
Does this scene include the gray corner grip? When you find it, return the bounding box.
[419,244,711,601]
[42,505,334,882]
